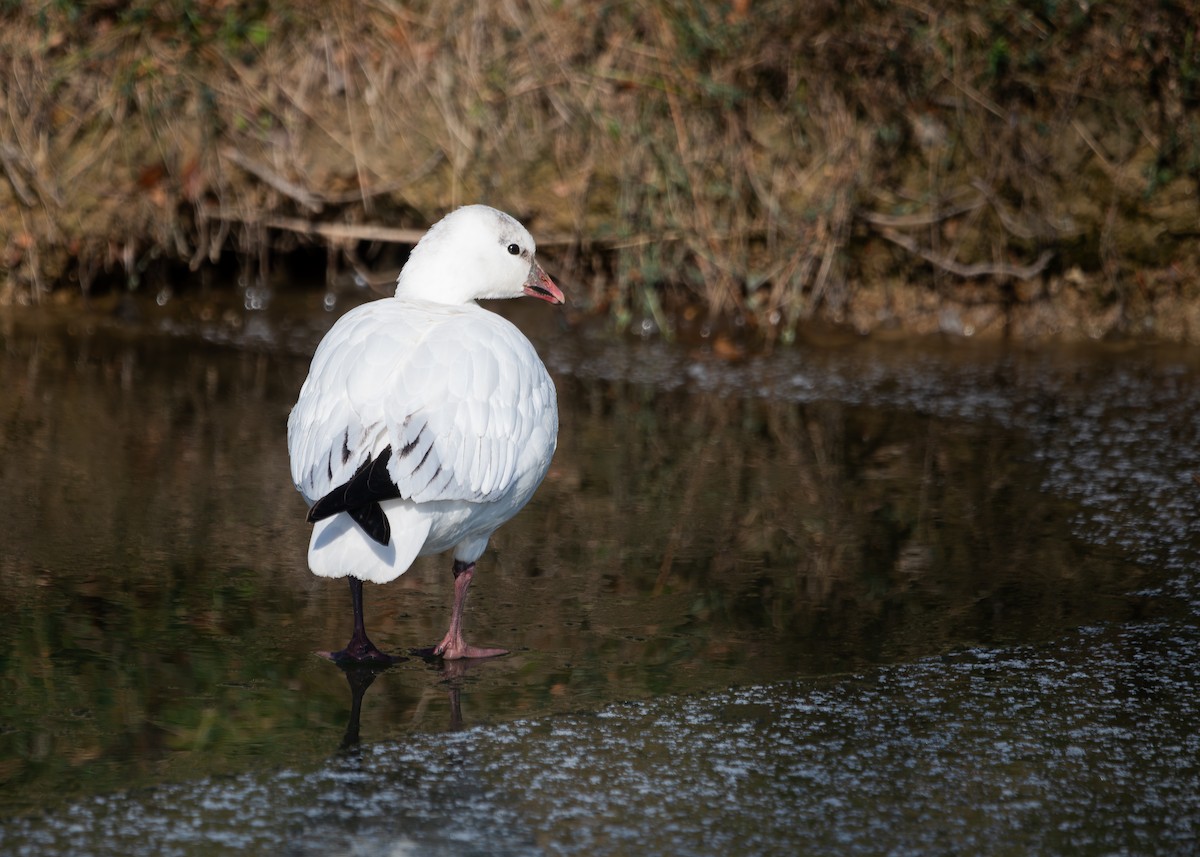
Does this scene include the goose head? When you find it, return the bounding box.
[394,204,564,306]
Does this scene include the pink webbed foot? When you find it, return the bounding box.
[431,634,509,660]
[421,559,509,660]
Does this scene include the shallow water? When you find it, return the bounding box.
[1,293,1198,854]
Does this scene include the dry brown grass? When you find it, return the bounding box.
[1,1,1198,340]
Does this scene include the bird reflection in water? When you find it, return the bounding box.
[333,654,475,751]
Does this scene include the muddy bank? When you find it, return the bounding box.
[1,2,1198,342]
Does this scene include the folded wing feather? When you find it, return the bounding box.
[287,300,555,547]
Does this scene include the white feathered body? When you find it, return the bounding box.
[288,297,558,584]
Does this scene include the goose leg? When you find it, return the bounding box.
[432,560,509,660]
[321,577,396,665]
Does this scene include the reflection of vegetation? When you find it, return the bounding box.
[539,374,1147,670]
[3,3,1199,339]
[0,324,349,812]
[0,316,1148,814]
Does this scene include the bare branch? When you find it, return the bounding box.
[220,148,325,213]
[202,205,644,249]
[859,197,986,229]
[0,144,37,207]
[204,207,421,243]
[878,227,1053,281]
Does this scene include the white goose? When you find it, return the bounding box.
[287,205,564,663]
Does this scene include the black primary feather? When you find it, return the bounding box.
[307,447,402,546]
[346,504,391,546]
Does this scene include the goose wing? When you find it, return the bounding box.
[288,300,557,532]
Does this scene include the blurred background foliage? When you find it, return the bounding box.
[0,1,1198,339]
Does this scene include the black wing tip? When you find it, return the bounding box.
[349,504,391,546]
[306,498,333,524]
[306,446,398,546]
[306,499,391,546]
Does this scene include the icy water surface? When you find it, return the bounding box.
[1,295,1198,854]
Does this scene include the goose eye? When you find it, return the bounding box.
[506,243,521,256]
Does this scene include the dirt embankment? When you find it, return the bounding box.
[2,2,1198,342]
